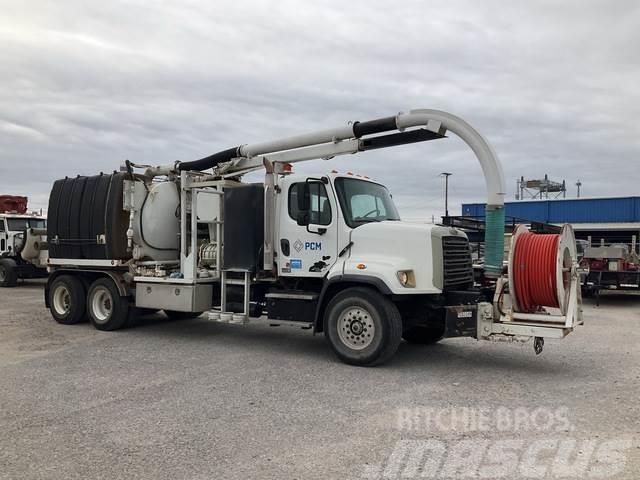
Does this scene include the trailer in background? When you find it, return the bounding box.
[580,242,640,304]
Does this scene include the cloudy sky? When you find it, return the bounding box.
[1,1,639,219]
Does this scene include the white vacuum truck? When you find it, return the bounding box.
[0,196,48,287]
[44,109,582,366]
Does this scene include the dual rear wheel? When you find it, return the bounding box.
[48,275,202,330]
[49,276,128,330]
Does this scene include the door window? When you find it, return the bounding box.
[288,182,332,226]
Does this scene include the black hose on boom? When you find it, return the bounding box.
[177,146,241,172]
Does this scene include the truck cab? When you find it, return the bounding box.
[276,171,471,294]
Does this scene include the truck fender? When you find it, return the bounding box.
[313,274,392,333]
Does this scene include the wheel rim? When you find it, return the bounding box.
[337,306,375,350]
[52,285,71,316]
[0,267,6,282]
[91,286,113,324]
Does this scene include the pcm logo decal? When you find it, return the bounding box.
[293,239,322,252]
[305,241,322,251]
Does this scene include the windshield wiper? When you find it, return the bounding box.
[353,217,381,223]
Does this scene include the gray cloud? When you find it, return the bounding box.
[1,0,639,219]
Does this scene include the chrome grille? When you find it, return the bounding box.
[442,236,473,289]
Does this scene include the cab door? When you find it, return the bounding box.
[277,177,339,277]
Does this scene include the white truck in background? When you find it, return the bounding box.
[42,109,582,366]
[0,196,48,287]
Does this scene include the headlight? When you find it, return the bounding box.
[397,270,416,288]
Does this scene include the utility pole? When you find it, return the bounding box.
[440,172,452,218]
[576,180,582,198]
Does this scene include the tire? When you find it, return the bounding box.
[48,275,86,324]
[0,259,18,287]
[324,287,402,366]
[402,325,445,345]
[164,310,203,320]
[87,277,129,331]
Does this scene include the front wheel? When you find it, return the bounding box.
[0,259,18,287]
[324,287,402,367]
[87,277,129,331]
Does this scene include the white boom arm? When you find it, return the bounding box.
[177,109,505,206]
[167,108,507,274]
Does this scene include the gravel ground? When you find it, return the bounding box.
[0,280,638,479]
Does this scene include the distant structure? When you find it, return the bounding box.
[516,174,566,200]
[576,179,582,198]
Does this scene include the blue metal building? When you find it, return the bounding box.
[462,197,640,243]
[462,197,640,224]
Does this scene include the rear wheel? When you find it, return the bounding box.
[0,259,18,287]
[164,310,204,320]
[87,277,129,331]
[324,287,402,367]
[48,275,86,324]
[402,325,445,345]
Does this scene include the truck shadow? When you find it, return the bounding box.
[12,279,47,290]
[127,313,582,377]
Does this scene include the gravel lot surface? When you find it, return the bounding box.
[1,280,638,479]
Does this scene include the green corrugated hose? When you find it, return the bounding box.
[485,206,505,277]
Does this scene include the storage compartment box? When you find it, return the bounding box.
[136,283,213,312]
[266,292,318,322]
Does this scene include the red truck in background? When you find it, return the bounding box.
[0,195,28,214]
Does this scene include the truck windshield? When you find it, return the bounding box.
[7,218,46,231]
[334,177,400,228]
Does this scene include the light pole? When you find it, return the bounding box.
[440,172,452,218]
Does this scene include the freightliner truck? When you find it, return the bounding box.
[43,109,582,366]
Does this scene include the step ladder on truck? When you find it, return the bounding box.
[42,109,582,366]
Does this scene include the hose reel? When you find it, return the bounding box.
[508,224,577,316]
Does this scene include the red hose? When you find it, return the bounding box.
[512,232,560,312]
